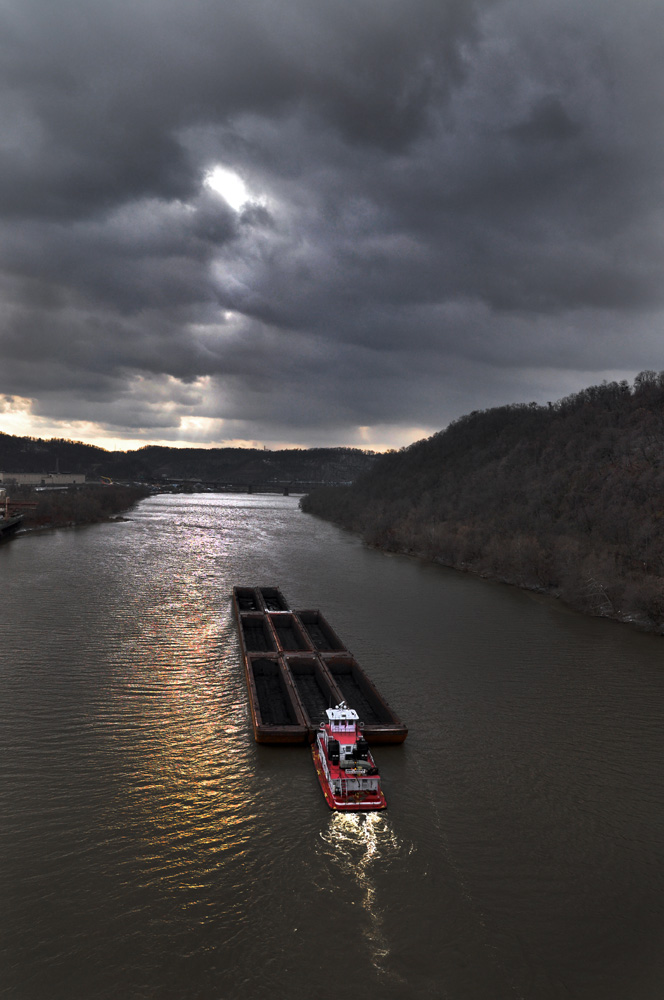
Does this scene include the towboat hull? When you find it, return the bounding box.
[312,743,387,811]
[312,704,387,811]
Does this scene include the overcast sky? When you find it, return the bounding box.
[1,0,663,451]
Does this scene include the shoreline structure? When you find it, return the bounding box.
[5,484,150,535]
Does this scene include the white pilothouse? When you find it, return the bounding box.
[312,704,386,811]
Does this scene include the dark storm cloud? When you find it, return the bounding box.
[1,0,663,446]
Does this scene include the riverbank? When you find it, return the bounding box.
[300,378,664,636]
[301,491,664,636]
[12,484,151,532]
[409,542,659,635]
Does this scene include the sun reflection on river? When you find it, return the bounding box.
[318,812,407,979]
[96,551,261,913]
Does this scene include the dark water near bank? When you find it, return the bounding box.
[1,494,664,1000]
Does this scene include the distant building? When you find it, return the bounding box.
[0,472,86,486]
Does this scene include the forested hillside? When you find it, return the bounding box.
[301,372,664,631]
[0,436,374,484]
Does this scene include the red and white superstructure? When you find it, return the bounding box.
[312,704,387,811]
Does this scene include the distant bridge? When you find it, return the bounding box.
[154,480,346,496]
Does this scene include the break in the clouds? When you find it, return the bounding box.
[1,0,663,450]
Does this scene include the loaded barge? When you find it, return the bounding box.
[232,586,408,746]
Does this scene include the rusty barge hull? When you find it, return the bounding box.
[232,587,408,745]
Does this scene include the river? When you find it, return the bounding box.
[1,493,663,1000]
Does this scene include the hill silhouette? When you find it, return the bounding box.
[0,437,374,485]
[301,372,664,632]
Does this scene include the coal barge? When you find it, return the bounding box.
[232,586,408,745]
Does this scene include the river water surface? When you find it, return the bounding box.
[1,493,664,1000]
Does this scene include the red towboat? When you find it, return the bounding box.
[312,704,387,811]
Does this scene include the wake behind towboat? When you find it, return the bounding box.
[312,704,387,811]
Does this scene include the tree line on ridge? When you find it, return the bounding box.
[301,372,664,632]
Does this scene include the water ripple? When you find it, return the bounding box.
[1,494,664,999]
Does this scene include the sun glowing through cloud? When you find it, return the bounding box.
[0,0,662,455]
[204,166,252,211]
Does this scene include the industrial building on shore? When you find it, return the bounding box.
[0,472,86,487]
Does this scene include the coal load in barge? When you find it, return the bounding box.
[239,613,276,653]
[283,654,344,730]
[236,604,307,743]
[259,587,289,612]
[232,587,407,744]
[295,609,346,652]
[234,586,290,614]
[319,653,406,744]
[245,655,308,743]
[268,612,312,653]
